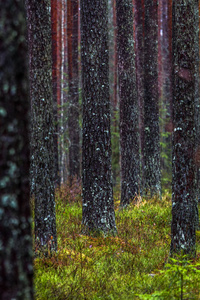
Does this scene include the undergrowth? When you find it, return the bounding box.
[34,181,200,299]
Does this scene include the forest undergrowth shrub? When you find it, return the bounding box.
[34,188,200,299]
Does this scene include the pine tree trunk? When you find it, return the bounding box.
[116,0,140,207]
[0,1,33,298]
[67,0,80,182]
[62,0,68,184]
[51,0,62,186]
[26,0,57,253]
[135,0,145,193]
[170,0,199,255]
[81,0,117,235]
[143,0,161,198]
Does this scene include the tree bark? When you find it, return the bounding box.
[0,1,33,298]
[51,0,62,186]
[171,0,199,255]
[143,0,161,198]
[67,0,80,182]
[26,0,57,253]
[116,0,140,207]
[134,0,145,192]
[81,0,117,235]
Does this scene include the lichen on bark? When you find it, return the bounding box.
[171,0,199,256]
[0,0,33,298]
[26,0,57,254]
[81,0,117,235]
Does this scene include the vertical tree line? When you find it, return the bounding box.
[1,4,200,298]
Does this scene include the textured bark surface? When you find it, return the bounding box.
[81,0,117,235]
[171,0,199,255]
[51,0,62,186]
[143,0,161,197]
[67,0,80,181]
[0,1,33,298]
[116,0,140,207]
[26,0,57,253]
[135,0,145,190]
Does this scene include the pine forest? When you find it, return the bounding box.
[0,0,200,299]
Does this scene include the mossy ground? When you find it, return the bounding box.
[34,183,200,299]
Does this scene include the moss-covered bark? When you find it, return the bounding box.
[26,0,57,253]
[81,0,117,235]
[0,1,33,298]
[116,0,140,207]
[171,0,199,255]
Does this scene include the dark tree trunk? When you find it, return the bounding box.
[81,0,117,235]
[170,0,199,256]
[67,0,80,182]
[0,1,33,298]
[143,0,161,198]
[116,0,140,207]
[26,0,57,253]
[51,0,62,186]
[135,0,145,192]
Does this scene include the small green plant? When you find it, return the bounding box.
[137,255,200,299]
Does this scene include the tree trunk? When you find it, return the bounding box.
[26,0,57,253]
[159,0,173,189]
[116,0,140,207]
[67,0,80,182]
[170,0,199,255]
[62,0,68,184]
[0,1,33,298]
[143,0,161,198]
[134,0,145,192]
[51,0,62,186]
[81,0,117,235]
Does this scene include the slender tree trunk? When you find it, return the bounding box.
[67,0,80,182]
[62,0,68,184]
[51,0,62,186]
[116,0,140,207]
[135,0,145,192]
[143,0,161,198]
[0,1,33,298]
[159,0,173,188]
[171,0,199,256]
[81,0,117,235]
[109,0,119,186]
[26,0,57,253]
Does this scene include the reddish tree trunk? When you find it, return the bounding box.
[67,0,80,181]
[51,0,62,186]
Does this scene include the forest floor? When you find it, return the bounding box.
[34,183,200,299]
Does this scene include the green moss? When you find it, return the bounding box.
[34,187,200,299]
